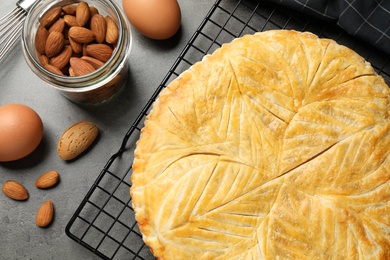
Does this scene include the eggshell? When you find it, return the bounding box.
[122,0,181,40]
[0,104,44,162]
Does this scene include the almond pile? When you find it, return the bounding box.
[2,170,60,228]
[35,1,119,76]
[1,121,100,228]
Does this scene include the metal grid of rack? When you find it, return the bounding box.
[65,0,390,259]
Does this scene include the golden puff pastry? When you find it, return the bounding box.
[131,30,390,259]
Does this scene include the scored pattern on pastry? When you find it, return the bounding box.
[131,30,390,259]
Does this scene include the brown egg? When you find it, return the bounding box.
[122,0,181,40]
[0,104,44,162]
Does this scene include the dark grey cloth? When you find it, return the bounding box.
[270,0,390,54]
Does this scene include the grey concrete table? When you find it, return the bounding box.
[0,0,214,259]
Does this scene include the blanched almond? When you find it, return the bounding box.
[68,27,95,43]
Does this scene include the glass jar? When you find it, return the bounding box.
[22,0,132,104]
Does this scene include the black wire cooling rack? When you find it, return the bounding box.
[65,0,390,259]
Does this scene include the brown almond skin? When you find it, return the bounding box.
[70,57,96,76]
[81,56,105,69]
[40,7,62,28]
[62,4,77,15]
[50,45,73,69]
[36,200,54,228]
[69,67,76,76]
[48,18,65,34]
[69,37,83,54]
[105,16,119,44]
[44,64,64,76]
[57,120,99,160]
[89,6,99,16]
[86,44,113,62]
[68,27,95,43]
[63,15,79,28]
[91,14,106,44]
[2,180,29,201]
[35,170,60,189]
[76,1,90,27]
[35,26,49,54]
[38,54,49,66]
[45,31,64,58]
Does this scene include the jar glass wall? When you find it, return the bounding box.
[22,0,132,104]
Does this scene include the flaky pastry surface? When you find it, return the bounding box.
[131,30,390,259]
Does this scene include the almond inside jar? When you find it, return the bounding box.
[35,1,119,77]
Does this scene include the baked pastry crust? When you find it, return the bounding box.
[131,30,390,259]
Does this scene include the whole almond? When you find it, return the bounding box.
[81,56,105,69]
[70,57,96,76]
[57,120,99,160]
[38,54,49,66]
[36,200,54,228]
[69,67,76,76]
[35,5,117,78]
[40,7,62,28]
[2,180,29,201]
[45,31,64,57]
[63,15,79,28]
[62,4,77,15]
[44,64,64,76]
[35,170,60,189]
[49,18,65,34]
[86,44,113,62]
[89,6,99,16]
[91,14,106,43]
[35,26,48,54]
[76,1,90,27]
[68,27,95,43]
[69,37,83,54]
[105,16,119,44]
[50,45,73,69]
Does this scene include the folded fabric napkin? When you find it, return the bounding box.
[269,0,390,55]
